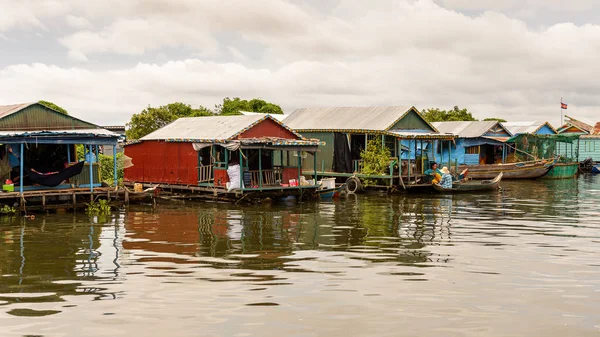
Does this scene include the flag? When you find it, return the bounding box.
[561,102,568,109]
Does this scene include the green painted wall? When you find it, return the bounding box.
[297,131,335,171]
[579,138,600,161]
[389,109,434,131]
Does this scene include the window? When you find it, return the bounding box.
[465,146,480,154]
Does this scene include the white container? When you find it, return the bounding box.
[321,178,336,189]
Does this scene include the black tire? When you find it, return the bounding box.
[345,177,362,194]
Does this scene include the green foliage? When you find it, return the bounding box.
[484,118,507,122]
[126,102,214,140]
[421,106,478,123]
[0,205,16,215]
[99,152,124,186]
[39,100,68,114]
[360,138,392,186]
[86,199,112,215]
[215,97,283,116]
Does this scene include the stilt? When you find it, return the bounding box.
[125,189,129,204]
[72,192,76,210]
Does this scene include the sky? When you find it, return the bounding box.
[1,0,599,127]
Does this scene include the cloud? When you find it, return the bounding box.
[1,0,600,128]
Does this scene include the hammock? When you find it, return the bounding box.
[26,161,86,187]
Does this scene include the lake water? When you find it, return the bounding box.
[1,176,600,336]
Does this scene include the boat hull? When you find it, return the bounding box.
[542,162,579,179]
[458,161,552,180]
[434,173,503,193]
[591,165,600,174]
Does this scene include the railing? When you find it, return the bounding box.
[198,164,213,183]
[247,168,282,187]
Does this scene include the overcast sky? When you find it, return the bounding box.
[1,0,599,127]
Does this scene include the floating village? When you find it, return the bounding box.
[0,102,599,212]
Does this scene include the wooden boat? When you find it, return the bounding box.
[542,162,579,179]
[434,173,503,193]
[317,183,345,200]
[458,158,555,180]
[592,164,600,174]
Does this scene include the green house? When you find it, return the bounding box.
[283,106,455,189]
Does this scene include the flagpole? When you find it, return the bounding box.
[560,97,563,126]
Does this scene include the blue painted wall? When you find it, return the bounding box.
[535,125,557,135]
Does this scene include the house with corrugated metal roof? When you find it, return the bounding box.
[0,102,121,208]
[284,106,455,190]
[503,121,557,136]
[124,114,323,201]
[556,116,600,162]
[432,121,512,166]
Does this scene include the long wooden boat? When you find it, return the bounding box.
[542,162,579,179]
[434,173,503,193]
[458,158,555,180]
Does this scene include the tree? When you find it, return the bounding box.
[420,106,478,122]
[215,97,283,115]
[126,102,213,140]
[39,100,68,114]
[483,118,507,122]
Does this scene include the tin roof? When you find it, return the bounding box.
[432,121,510,138]
[0,128,118,137]
[0,103,36,118]
[563,116,593,133]
[284,106,419,131]
[503,121,556,135]
[387,130,455,139]
[141,115,302,142]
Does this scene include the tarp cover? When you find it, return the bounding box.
[26,161,85,187]
[333,133,352,173]
[193,142,240,151]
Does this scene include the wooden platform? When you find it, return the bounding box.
[0,187,125,212]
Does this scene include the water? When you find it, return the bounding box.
[2,176,600,336]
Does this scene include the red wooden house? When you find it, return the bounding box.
[124,115,322,198]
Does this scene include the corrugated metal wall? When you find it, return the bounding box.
[0,104,98,130]
[124,141,198,185]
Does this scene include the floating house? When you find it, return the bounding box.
[557,116,600,162]
[283,106,455,189]
[432,121,513,166]
[0,102,121,209]
[503,121,557,136]
[124,115,322,201]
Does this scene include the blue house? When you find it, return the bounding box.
[432,121,513,166]
[503,121,557,136]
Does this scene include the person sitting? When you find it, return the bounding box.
[439,166,454,189]
[424,162,442,184]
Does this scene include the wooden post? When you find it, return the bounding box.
[239,150,243,189]
[297,151,302,186]
[258,148,263,188]
[72,192,76,210]
[19,143,24,195]
[67,144,71,163]
[313,151,318,182]
[448,140,452,168]
[88,145,94,192]
[113,144,118,187]
[407,139,411,182]
[225,148,229,169]
[124,189,129,204]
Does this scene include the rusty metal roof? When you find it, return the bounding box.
[284,106,416,131]
[0,103,36,118]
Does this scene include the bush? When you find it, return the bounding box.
[360,138,392,186]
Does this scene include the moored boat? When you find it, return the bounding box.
[542,162,579,179]
[592,164,600,174]
[458,158,555,180]
[434,173,503,193]
[317,184,345,200]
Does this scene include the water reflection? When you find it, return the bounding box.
[1,177,600,336]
